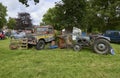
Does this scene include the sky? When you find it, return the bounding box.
[0,0,60,25]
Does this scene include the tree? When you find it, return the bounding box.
[42,7,63,30]
[7,17,16,29]
[0,3,7,28]
[81,0,120,33]
[80,0,105,33]
[18,0,39,6]
[42,0,119,33]
[42,0,86,32]
[56,0,86,32]
[15,12,33,30]
[90,0,120,32]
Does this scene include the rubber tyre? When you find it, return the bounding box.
[93,39,110,54]
[73,44,82,52]
[36,40,45,50]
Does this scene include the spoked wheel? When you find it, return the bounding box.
[73,44,82,52]
[93,39,111,54]
[36,40,45,50]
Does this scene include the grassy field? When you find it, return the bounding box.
[0,39,120,78]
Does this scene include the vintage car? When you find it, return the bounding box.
[9,25,55,50]
[27,25,55,50]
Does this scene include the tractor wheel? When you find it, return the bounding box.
[93,39,110,54]
[36,40,45,50]
[73,44,82,52]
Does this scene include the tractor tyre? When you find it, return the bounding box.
[93,39,110,54]
[73,44,82,52]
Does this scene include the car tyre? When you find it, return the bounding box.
[36,40,45,50]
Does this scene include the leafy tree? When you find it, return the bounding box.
[81,0,105,33]
[42,0,119,33]
[90,0,120,32]
[18,0,39,6]
[57,0,86,32]
[0,3,7,28]
[42,0,86,32]
[15,12,32,30]
[81,0,120,33]
[7,17,16,29]
[42,7,63,30]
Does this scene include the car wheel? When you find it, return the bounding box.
[93,39,110,54]
[36,40,45,50]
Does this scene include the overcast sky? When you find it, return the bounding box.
[0,0,60,25]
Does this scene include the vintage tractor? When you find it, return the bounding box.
[73,35,111,54]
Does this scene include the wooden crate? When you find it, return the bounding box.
[19,38,28,49]
[9,38,21,50]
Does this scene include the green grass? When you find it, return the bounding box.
[0,39,120,78]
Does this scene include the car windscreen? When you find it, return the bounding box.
[36,27,48,33]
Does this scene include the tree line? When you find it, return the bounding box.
[0,2,32,30]
[0,0,120,33]
[41,0,120,33]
